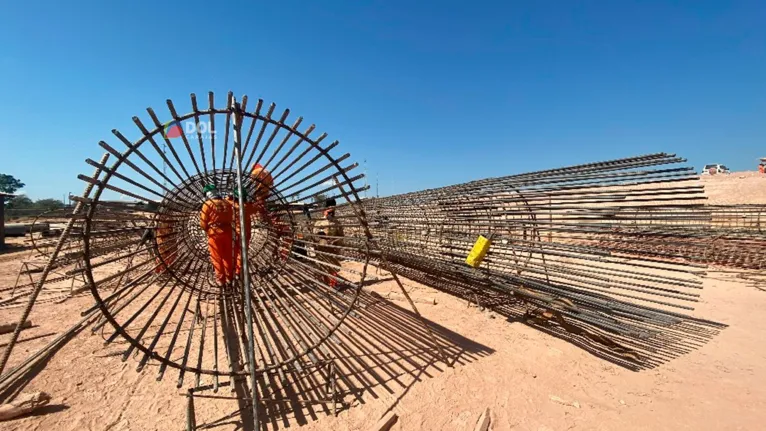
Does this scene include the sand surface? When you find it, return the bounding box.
[0,172,764,430]
[701,171,766,204]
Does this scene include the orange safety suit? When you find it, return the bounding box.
[273,215,293,262]
[200,198,236,284]
[155,220,177,273]
[251,163,273,201]
[233,200,265,275]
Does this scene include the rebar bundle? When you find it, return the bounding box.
[349,153,725,369]
[598,204,766,270]
[0,204,143,308]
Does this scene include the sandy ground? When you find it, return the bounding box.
[701,171,766,204]
[0,172,764,430]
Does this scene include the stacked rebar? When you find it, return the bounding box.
[347,153,725,369]
[0,205,144,308]
[597,204,766,270]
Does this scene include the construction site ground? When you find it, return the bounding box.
[1,172,765,431]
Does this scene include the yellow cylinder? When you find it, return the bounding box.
[465,235,491,268]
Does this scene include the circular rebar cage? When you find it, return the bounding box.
[80,92,372,379]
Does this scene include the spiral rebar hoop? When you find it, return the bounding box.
[62,92,389,426]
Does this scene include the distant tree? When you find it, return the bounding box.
[0,174,24,194]
[312,193,328,204]
[7,194,33,208]
[34,198,65,211]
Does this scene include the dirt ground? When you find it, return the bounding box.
[0,172,765,430]
[701,171,766,204]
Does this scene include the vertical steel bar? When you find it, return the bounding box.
[233,99,260,430]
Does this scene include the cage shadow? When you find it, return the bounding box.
[191,290,493,431]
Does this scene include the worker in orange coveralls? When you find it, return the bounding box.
[250,163,273,201]
[250,164,293,262]
[232,188,260,275]
[154,219,177,273]
[233,163,275,274]
[313,198,344,288]
[200,184,236,286]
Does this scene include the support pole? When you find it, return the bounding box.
[186,389,196,431]
[331,177,450,367]
[377,252,450,366]
[331,361,337,416]
[232,99,259,430]
[0,153,110,377]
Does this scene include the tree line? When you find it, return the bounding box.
[1,172,328,213]
[1,173,65,212]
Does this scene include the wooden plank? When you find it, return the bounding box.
[0,321,32,335]
[369,411,398,431]
[474,407,491,431]
[384,291,437,305]
[0,391,51,421]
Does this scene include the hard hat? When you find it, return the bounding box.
[202,184,217,193]
[251,163,273,197]
[251,163,273,185]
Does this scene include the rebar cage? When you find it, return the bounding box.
[77,92,376,382]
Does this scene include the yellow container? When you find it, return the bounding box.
[465,235,491,268]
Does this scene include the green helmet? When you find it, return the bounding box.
[202,184,217,194]
[232,188,247,201]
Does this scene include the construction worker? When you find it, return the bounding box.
[251,163,273,202]
[232,187,262,275]
[200,184,236,286]
[759,164,765,175]
[313,198,344,288]
[292,204,313,260]
[231,164,276,274]
[154,218,177,273]
[224,190,242,276]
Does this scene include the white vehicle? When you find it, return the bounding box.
[701,164,730,175]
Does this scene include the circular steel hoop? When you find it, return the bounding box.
[82,94,370,376]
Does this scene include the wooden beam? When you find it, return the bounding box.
[0,392,51,421]
[369,411,398,431]
[474,408,491,431]
[0,321,33,335]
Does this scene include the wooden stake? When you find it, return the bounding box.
[474,407,491,431]
[0,391,51,421]
[0,321,32,336]
[369,411,398,431]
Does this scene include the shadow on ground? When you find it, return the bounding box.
[190,290,493,431]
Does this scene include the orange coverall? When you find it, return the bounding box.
[233,200,267,274]
[251,163,273,200]
[155,220,177,273]
[200,198,236,284]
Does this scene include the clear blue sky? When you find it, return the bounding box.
[0,0,763,200]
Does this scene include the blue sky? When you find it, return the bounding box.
[0,0,763,200]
